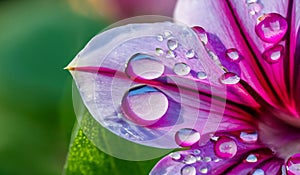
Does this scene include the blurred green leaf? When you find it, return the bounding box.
[0,0,108,174]
[64,111,161,175]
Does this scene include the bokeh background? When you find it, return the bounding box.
[0,0,175,174]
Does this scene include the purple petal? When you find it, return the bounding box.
[68,22,223,148]
[68,21,261,149]
[150,131,280,175]
[174,0,290,107]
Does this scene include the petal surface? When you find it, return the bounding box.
[290,0,300,116]
[150,131,280,175]
[174,0,290,108]
[68,22,259,149]
[227,0,293,114]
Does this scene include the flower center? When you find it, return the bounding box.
[258,109,300,160]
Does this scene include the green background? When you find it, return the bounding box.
[0,0,170,174]
[0,0,107,174]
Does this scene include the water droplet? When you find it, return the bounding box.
[197,71,207,80]
[240,131,258,143]
[170,152,181,160]
[208,50,218,61]
[157,34,164,41]
[175,128,200,147]
[225,48,240,61]
[219,72,240,85]
[196,156,202,161]
[281,165,287,175]
[184,155,197,164]
[214,136,237,159]
[155,48,164,56]
[262,45,284,63]
[192,26,208,44]
[255,13,288,43]
[193,149,201,155]
[181,165,196,175]
[247,2,262,15]
[286,153,300,175]
[167,39,179,50]
[252,169,265,175]
[246,0,257,3]
[166,50,176,58]
[204,157,212,162]
[173,63,191,76]
[185,49,195,58]
[214,158,221,162]
[126,53,165,80]
[121,86,169,126]
[163,31,172,38]
[246,154,258,163]
[199,167,208,174]
[210,135,219,141]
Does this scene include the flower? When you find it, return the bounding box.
[67,0,300,174]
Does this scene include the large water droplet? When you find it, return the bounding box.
[240,131,258,143]
[126,53,165,80]
[121,86,169,126]
[192,26,208,44]
[173,63,191,76]
[246,154,258,163]
[255,13,288,43]
[286,153,300,175]
[262,45,284,63]
[167,39,179,50]
[181,165,196,175]
[175,128,200,147]
[219,72,240,85]
[252,169,265,175]
[226,48,240,61]
[214,137,237,159]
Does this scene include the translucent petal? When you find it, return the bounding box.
[68,22,224,148]
[68,21,261,149]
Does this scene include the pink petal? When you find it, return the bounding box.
[68,22,259,149]
[150,132,275,175]
[224,150,282,174]
[174,0,289,108]
[290,0,300,116]
[227,0,292,109]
